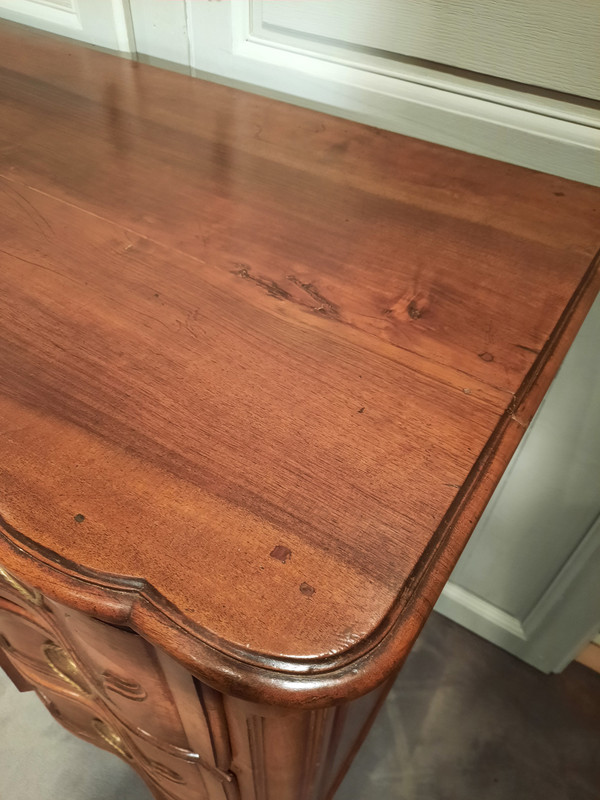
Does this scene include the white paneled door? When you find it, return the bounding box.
[0,0,132,51]
[256,0,600,100]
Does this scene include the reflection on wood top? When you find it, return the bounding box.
[0,21,599,705]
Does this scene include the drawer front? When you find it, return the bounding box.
[52,604,190,748]
[0,597,92,697]
[0,565,237,800]
[0,563,46,609]
[36,685,213,800]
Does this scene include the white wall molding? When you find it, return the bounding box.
[436,584,526,642]
[437,513,600,672]
[0,0,79,31]
[523,512,600,636]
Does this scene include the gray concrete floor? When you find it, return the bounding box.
[0,613,598,800]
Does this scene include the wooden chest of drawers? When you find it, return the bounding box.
[0,19,599,800]
[0,566,390,800]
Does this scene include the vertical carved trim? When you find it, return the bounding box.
[247,715,268,800]
[196,681,241,799]
[197,681,233,772]
[300,708,335,800]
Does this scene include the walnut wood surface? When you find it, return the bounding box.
[0,21,599,706]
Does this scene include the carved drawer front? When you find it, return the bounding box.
[35,684,213,800]
[123,725,219,800]
[0,568,238,800]
[0,597,91,697]
[36,683,131,753]
[0,564,45,610]
[50,604,191,748]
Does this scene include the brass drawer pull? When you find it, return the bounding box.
[92,719,131,759]
[0,566,44,607]
[42,641,90,696]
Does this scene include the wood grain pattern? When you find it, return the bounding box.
[0,20,599,708]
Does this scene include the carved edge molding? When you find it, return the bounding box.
[1,253,599,708]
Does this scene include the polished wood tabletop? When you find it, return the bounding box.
[0,21,599,707]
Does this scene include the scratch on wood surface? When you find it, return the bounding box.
[510,413,527,429]
[1,179,54,238]
[0,247,79,285]
[231,264,340,319]
[287,275,339,318]
[232,264,291,301]
[514,343,541,355]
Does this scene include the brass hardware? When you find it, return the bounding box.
[0,566,44,607]
[92,718,131,759]
[41,641,90,696]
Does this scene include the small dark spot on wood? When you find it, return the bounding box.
[330,141,349,155]
[270,545,291,564]
[154,292,159,298]
[407,301,422,319]
[74,514,85,523]
[478,351,494,362]
[553,192,565,197]
[358,407,365,414]
[300,582,315,598]
[383,308,393,315]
